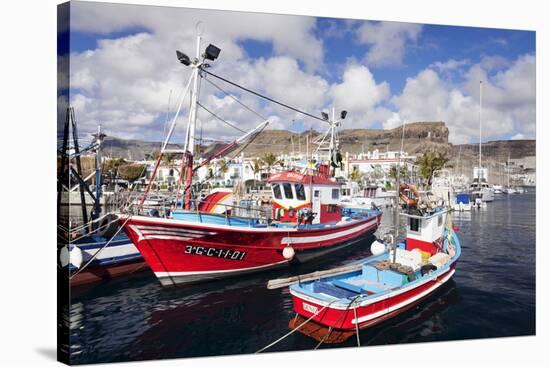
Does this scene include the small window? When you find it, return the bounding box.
[283,183,294,199]
[409,217,420,232]
[314,190,320,198]
[295,184,306,201]
[438,215,443,226]
[273,184,282,199]
[332,188,339,200]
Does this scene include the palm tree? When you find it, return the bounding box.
[350,169,362,184]
[262,152,279,173]
[252,158,263,180]
[416,151,449,187]
[217,159,230,178]
[162,152,177,166]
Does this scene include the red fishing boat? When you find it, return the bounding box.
[120,36,382,287]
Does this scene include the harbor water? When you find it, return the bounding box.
[69,192,536,364]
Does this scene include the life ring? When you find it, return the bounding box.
[399,183,420,207]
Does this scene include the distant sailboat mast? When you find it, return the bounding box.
[478,80,482,180]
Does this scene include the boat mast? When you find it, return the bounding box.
[92,124,106,225]
[478,80,482,180]
[393,121,406,263]
[183,35,202,210]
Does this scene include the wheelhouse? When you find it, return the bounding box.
[401,209,448,255]
[267,170,342,225]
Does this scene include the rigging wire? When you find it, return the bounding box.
[202,74,267,121]
[201,69,327,123]
[197,101,247,134]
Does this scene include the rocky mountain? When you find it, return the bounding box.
[100,122,535,178]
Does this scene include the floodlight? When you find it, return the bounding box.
[340,110,348,119]
[321,112,329,121]
[204,44,221,61]
[176,50,191,66]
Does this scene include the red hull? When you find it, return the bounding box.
[290,263,457,331]
[69,259,148,287]
[123,214,381,286]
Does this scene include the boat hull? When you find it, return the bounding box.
[69,259,148,286]
[68,234,146,286]
[290,261,457,332]
[122,214,381,287]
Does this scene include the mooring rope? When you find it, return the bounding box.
[255,300,338,354]
[353,301,361,347]
[313,326,333,350]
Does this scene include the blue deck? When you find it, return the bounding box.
[291,229,461,305]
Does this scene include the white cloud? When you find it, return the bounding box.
[68,2,330,141]
[511,133,525,140]
[430,59,470,73]
[71,2,323,71]
[329,63,391,127]
[383,112,403,129]
[387,54,535,143]
[356,21,422,67]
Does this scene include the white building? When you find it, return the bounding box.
[343,150,417,186]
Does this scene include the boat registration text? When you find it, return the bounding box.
[184,245,247,261]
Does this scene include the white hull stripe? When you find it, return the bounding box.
[82,243,140,260]
[139,230,205,238]
[130,225,212,242]
[155,260,289,277]
[139,235,198,241]
[281,220,375,245]
[351,269,455,324]
[135,225,216,235]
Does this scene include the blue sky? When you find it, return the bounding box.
[61,2,536,145]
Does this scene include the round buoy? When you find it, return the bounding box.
[282,246,295,260]
[59,245,83,269]
[370,240,385,256]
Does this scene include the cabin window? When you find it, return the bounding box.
[273,184,282,199]
[283,183,294,199]
[332,188,340,199]
[438,215,443,226]
[409,217,420,232]
[314,190,320,198]
[327,204,338,213]
[295,184,306,201]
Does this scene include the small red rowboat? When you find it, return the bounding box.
[268,207,461,343]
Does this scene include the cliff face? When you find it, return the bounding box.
[224,121,450,157]
[452,139,536,162]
